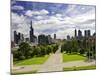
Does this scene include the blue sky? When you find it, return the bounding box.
[11,0,96,40]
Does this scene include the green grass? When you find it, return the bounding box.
[14,55,49,66]
[11,70,37,75]
[63,54,86,62]
[63,65,96,71]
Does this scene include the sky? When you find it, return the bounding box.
[11,0,96,40]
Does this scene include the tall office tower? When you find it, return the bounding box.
[14,31,18,44]
[38,34,46,45]
[75,29,77,38]
[18,32,21,41]
[88,30,91,37]
[78,30,82,40]
[47,35,52,44]
[84,30,91,38]
[54,34,56,39]
[30,21,34,42]
[84,30,87,37]
[21,34,24,42]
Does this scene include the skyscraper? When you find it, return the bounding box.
[18,32,21,41]
[88,30,91,37]
[75,29,77,38]
[84,30,87,37]
[84,30,91,38]
[54,34,56,39]
[30,21,34,42]
[78,30,82,40]
[14,31,17,44]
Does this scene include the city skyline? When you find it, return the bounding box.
[11,0,96,41]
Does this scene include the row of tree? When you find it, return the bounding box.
[61,39,96,59]
[12,42,58,60]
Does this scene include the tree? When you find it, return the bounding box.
[17,42,32,59]
[46,45,52,54]
[40,46,46,56]
[71,40,79,53]
[79,48,85,54]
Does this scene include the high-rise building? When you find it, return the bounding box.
[38,34,51,45]
[47,35,52,44]
[17,32,21,44]
[14,31,24,44]
[84,30,91,38]
[14,31,19,44]
[29,20,37,43]
[30,21,34,42]
[88,30,91,37]
[14,31,17,43]
[54,34,56,39]
[78,30,82,40]
[75,29,77,38]
[38,34,46,45]
[21,34,24,42]
[84,30,87,37]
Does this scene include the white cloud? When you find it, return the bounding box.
[54,28,74,39]
[11,5,24,10]
[11,12,30,41]
[32,7,95,39]
[25,9,49,17]
[11,5,95,40]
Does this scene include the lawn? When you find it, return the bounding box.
[11,70,37,75]
[63,65,96,71]
[14,55,49,66]
[63,54,86,62]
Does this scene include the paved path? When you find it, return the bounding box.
[12,65,40,73]
[38,45,63,72]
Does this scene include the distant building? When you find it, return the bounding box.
[30,21,34,42]
[25,38,30,43]
[11,41,15,48]
[38,34,46,45]
[78,30,82,40]
[14,31,24,44]
[84,30,91,38]
[21,34,24,42]
[47,35,52,44]
[29,20,37,43]
[38,34,52,45]
[67,35,70,40]
[18,32,21,43]
[88,30,91,37]
[14,31,17,44]
[75,29,77,38]
[93,32,96,36]
[14,31,19,44]
[54,34,56,39]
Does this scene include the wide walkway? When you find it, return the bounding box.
[38,45,63,72]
